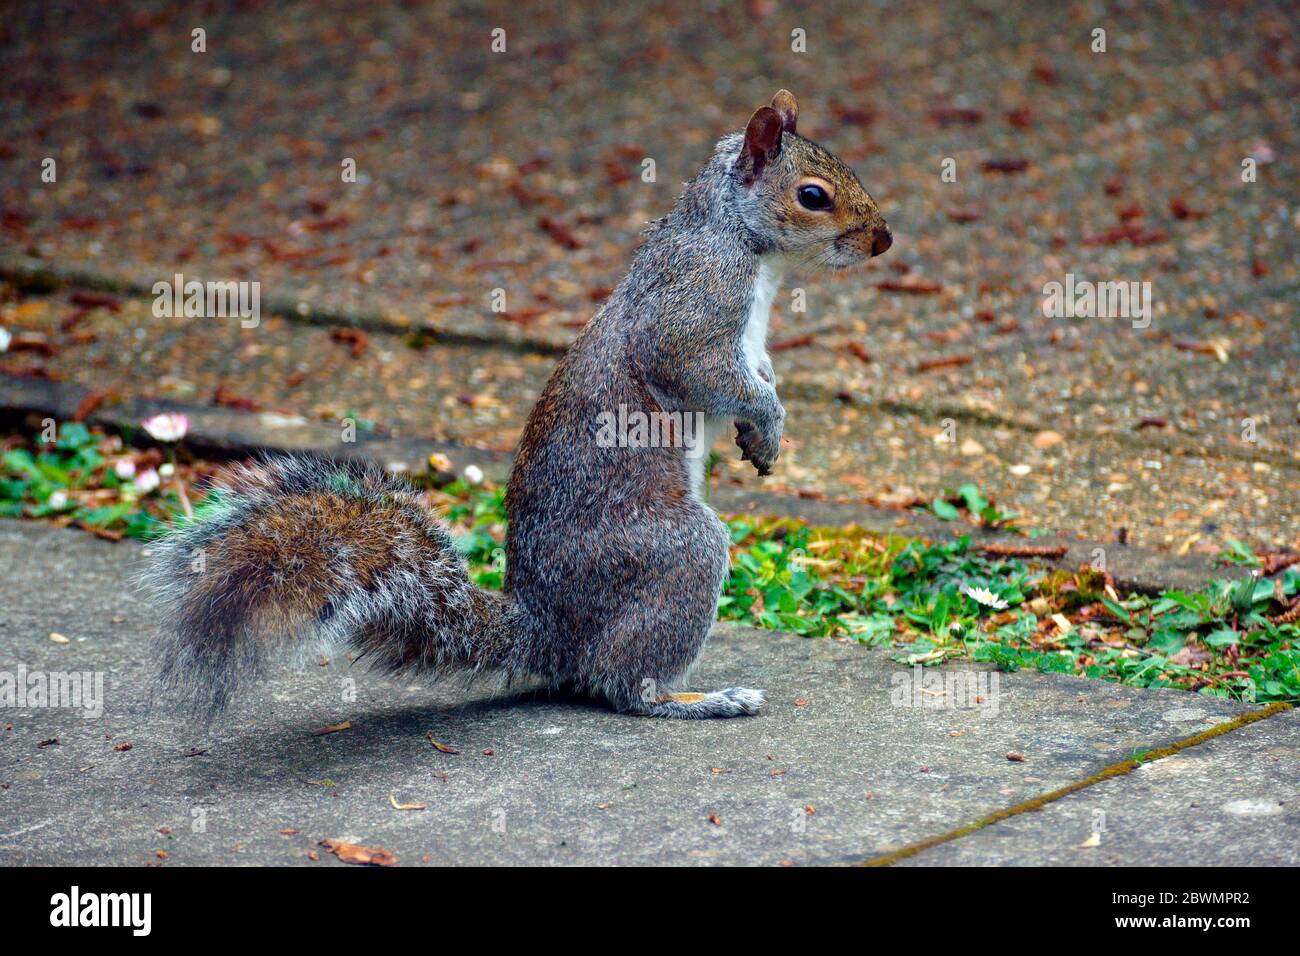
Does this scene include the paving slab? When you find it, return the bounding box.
[899,709,1300,866]
[0,519,1272,866]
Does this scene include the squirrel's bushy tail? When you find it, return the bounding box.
[141,455,523,718]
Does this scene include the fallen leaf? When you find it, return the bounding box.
[982,158,1030,174]
[1006,106,1034,129]
[329,327,368,358]
[213,382,261,411]
[73,389,112,422]
[320,839,397,866]
[843,341,872,363]
[69,291,121,312]
[427,733,460,754]
[1169,197,1206,220]
[538,216,581,249]
[770,332,816,351]
[1006,751,1026,762]
[980,543,1067,560]
[945,206,984,223]
[879,276,943,295]
[389,793,428,811]
[314,720,351,736]
[1174,338,1230,363]
[48,632,70,644]
[1170,645,1212,666]
[1078,832,1102,848]
[930,106,984,125]
[707,814,722,826]
[1261,552,1300,576]
[915,355,973,373]
[1083,224,1168,247]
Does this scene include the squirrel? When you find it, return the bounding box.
[144,90,892,720]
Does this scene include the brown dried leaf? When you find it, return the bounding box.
[982,158,1030,174]
[879,276,943,295]
[915,354,973,373]
[314,720,351,736]
[319,838,398,867]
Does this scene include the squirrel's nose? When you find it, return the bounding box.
[870,225,893,257]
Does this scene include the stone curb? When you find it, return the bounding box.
[0,375,1257,595]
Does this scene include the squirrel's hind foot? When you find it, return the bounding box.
[641,687,766,719]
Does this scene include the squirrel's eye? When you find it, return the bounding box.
[797,184,832,211]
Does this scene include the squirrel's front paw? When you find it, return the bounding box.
[735,416,783,475]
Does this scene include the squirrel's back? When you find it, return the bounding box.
[142,455,523,717]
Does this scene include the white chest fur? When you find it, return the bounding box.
[742,260,783,377]
[686,258,784,497]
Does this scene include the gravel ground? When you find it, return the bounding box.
[0,0,1296,550]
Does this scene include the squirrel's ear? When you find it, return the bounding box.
[736,105,784,186]
[770,90,798,134]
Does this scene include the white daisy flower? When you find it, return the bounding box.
[133,468,161,493]
[141,413,189,442]
[114,459,137,480]
[47,490,68,510]
[159,462,175,478]
[463,464,484,485]
[961,583,1009,610]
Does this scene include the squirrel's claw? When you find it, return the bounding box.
[735,420,778,475]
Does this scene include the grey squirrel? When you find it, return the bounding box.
[145,91,892,719]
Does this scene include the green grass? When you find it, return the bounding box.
[5,421,1298,704]
[442,479,1300,705]
[0,421,180,539]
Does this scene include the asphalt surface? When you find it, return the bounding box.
[2,520,1295,866]
[1,0,1297,551]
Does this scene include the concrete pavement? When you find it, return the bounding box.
[2,520,1294,866]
